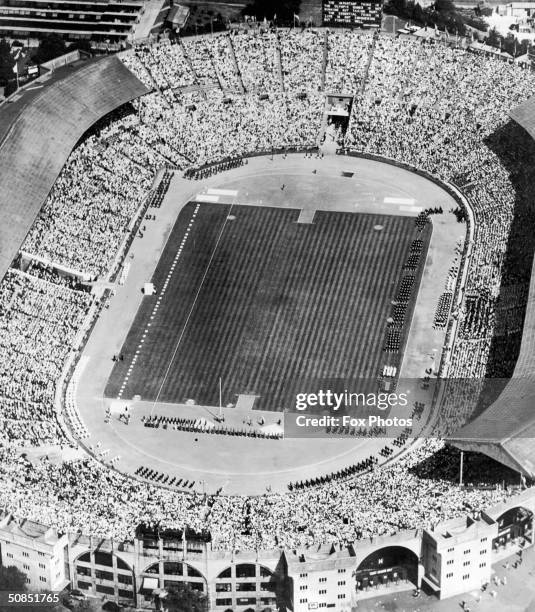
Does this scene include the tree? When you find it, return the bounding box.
[413,3,424,23]
[0,566,27,592]
[77,599,104,612]
[0,39,15,85]
[159,584,208,612]
[242,0,300,23]
[68,39,92,54]
[0,566,27,611]
[34,34,67,64]
[434,0,455,14]
[486,27,502,48]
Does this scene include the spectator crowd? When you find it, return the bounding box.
[1,29,534,551]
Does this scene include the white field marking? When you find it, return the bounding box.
[399,205,423,213]
[207,188,238,196]
[384,196,416,205]
[149,202,236,416]
[195,194,220,203]
[117,204,199,400]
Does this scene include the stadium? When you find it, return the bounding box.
[1,27,535,612]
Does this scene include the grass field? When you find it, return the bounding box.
[105,202,429,410]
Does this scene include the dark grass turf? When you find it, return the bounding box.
[105,202,429,410]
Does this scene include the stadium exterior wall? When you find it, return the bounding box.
[2,488,534,609]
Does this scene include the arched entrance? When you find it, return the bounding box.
[354,546,419,593]
[494,506,533,550]
[214,563,277,610]
[72,550,134,605]
[138,560,207,608]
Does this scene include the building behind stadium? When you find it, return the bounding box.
[0,491,533,610]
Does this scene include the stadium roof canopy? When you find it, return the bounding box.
[509,95,535,141]
[447,96,535,477]
[0,55,149,282]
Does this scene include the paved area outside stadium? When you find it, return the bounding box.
[74,153,466,495]
[356,547,535,612]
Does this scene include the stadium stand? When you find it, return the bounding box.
[1,29,535,564]
[448,98,535,474]
[0,56,149,282]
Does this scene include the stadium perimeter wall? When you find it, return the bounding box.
[0,56,149,282]
[448,100,535,475]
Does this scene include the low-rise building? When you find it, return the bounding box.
[422,514,497,599]
[0,512,70,592]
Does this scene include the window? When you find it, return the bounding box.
[118,574,132,585]
[235,564,256,578]
[236,598,255,606]
[463,574,470,580]
[6,553,13,559]
[95,570,114,582]
[464,549,471,555]
[38,552,45,557]
[94,552,113,567]
[215,599,231,607]
[319,589,326,594]
[463,561,471,567]
[22,552,29,558]
[187,565,202,578]
[337,569,346,574]
[338,594,346,599]
[25,579,30,584]
[300,598,308,604]
[163,562,182,576]
[23,564,30,570]
[260,582,275,591]
[337,580,345,586]
[236,582,255,592]
[299,585,308,591]
[39,577,46,583]
[447,560,454,565]
[481,537,487,543]
[118,589,133,599]
[116,557,130,571]
[447,547,454,553]
[39,563,45,569]
[480,550,487,555]
[216,584,231,592]
[96,585,114,595]
[446,572,453,578]
[299,572,308,578]
[319,577,327,583]
[479,562,486,568]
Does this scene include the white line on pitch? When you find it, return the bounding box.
[149,201,236,416]
[384,196,415,205]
